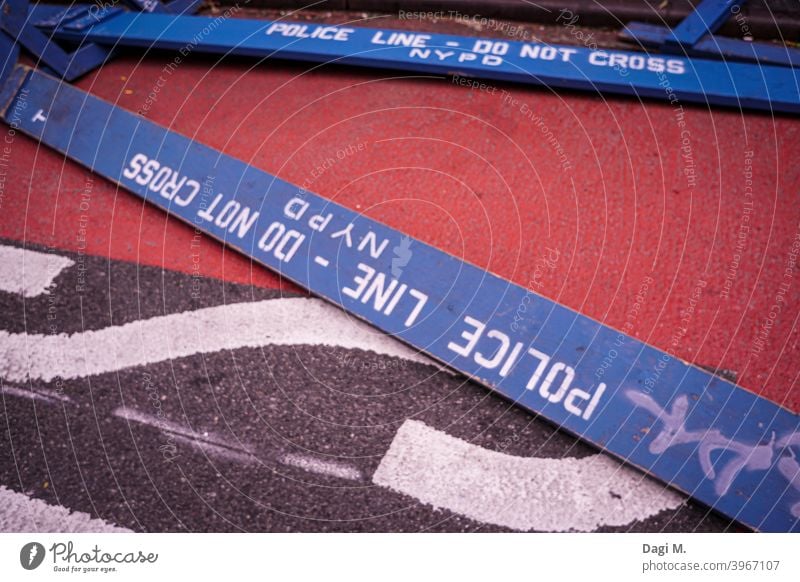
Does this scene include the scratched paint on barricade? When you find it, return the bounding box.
[43,10,800,113]
[1,67,798,531]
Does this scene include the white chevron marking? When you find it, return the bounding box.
[0,297,435,382]
[0,245,74,297]
[373,420,684,532]
[0,486,130,533]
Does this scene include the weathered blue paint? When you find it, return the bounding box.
[2,66,798,531]
[34,9,800,114]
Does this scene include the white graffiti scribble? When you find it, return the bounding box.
[391,236,413,278]
[626,390,800,517]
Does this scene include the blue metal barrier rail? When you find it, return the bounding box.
[621,22,800,68]
[37,8,800,114]
[0,0,201,81]
[663,0,745,49]
[2,64,798,531]
[620,0,800,68]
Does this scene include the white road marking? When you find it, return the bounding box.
[0,486,130,533]
[0,245,74,297]
[0,245,682,532]
[1,385,72,404]
[280,453,363,481]
[113,407,257,464]
[116,407,363,480]
[373,420,684,532]
[0,298,436,382]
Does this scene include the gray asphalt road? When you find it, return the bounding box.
[0,238,734,532]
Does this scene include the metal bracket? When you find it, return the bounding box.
[621,0,800,67]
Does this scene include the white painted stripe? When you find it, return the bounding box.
[0,245,74,297]
[373,420,684,532]
[113,407,257,464]
[0,298,435,382]
[115,407,363,478]
[280,453,363,481]
[1,385,72,404]
[314,256,330,267]
[0,486,130,533]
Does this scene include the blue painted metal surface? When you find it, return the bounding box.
[123,0,167,12]
[0,22,20,89]
[1,64,798,531]
[621,0,800,68]
[665,0,744,48]
[0,0,114,82]
[0,0,204,83]
[622,21,800,68]
[34,10,800,114]
[122,0,205,16]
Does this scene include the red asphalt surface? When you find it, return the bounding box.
[2,50,799,411]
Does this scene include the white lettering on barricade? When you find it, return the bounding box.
[122,153,200,207]
[265,23,355,42]
[447,316,606,420]
[342,263,428,327]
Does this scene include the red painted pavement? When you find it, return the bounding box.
[2,53,799,411]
